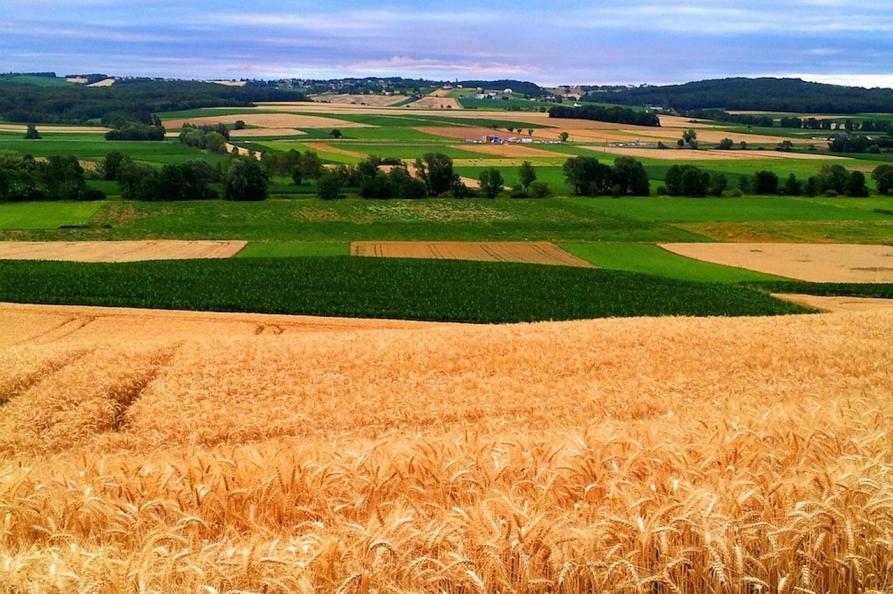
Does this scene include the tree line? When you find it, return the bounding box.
[598,77,893,114]
[0,79,307,125]
[549,105,660,127]
[658,163,884,198]
[0,153,105,202]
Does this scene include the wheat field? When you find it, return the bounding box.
[1,304,892,593]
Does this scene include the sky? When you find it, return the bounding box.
[2,0,893,87]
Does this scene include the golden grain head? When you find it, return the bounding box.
[1,304,892,593]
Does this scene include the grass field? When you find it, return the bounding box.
[562,242,783,281]
[0,133,220,166]
[0,258,808,322]
[0,201,104,230]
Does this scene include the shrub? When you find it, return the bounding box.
[317,171,342,200]
[754,170,779,194]
[528,181,551,198]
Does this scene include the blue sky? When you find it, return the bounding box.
[2,0,893,86]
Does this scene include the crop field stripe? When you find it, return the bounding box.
[0,258,809,323]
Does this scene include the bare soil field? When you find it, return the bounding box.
[774,293,893,312]
[352,241,594,267]
[1,305,892,592]
[406,95,464,110]
[0,240,247,263]
[662,242,893,282]
[449,143,565,158]
[601,147,848,161]
[164,113,369,130]
[0,124,110,134]
[229,127,307,138]
[312,93,407,107]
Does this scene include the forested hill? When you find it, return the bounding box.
[459,80,545,96]
[592,78,893,114]
[0,78,307,125]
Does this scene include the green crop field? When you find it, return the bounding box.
[0,258,810,323]
[0,201,104,230]
[561,242,783,282]
[0,133,221,166]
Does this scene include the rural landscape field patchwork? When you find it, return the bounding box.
[2,7,893,591]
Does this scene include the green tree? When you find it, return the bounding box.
[234,120,247,130]
[24,124,41,140]
[665,165,708,196]
[717,138,734,150]
[873,165,893,195]
[611,157,650,196]
[681,129,698,148]
[413,153,454,196]
[102,151,132,181]
[518,161,536,189]
[330,129,343,139]
[528,181,551,198]
[754,170,779,194]
[708,172,728,197]
[816,164,848,194]
[317,171,342,200]
[478,168,505,198]
[783,173,802,196]
[846,171,869,197]
[205,131,227,153]
[559,131,569,143]
[224,158,268,201]
[563,157,612,196]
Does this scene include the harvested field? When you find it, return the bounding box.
[2,305,892,592]
[774,293,893,312]
[352,241,594,267]
[407,95,463,110]
[0,240,247,263]
[312,93,407,107]
[662,242,893,282]
[627,127,815,145]
[304,142,369,160]
[164,113,369,130]
[0,124,109,134]
[601,147,849,161]
[87,78,115,87]
[229,127,306,138]
[450,143,564,158]
[208,80,246,87]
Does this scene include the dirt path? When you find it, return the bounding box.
[774,293,893,312]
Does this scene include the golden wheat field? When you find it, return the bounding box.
[2,303,893,593]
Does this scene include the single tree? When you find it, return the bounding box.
[234,120,247,130]
[224,158,268,201]
[330,129,343,139]
[783,174,802,196]
[754,171,779,194]
[317,171,342,200]
[612,157,650,196]
[846,171,869,197]
[518,161,537,190]
[559,131,569,143]
[24,124,41,140]
[478,168,505,198]
[717,138,734,150]
[873,165,893,195]
[413,153,454,196]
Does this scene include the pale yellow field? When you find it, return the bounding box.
[0,124,110,134]
[449,143,565,158]
[224,143,263,160]
[1,304,892,592]
[351,241,593,267]
[164,113,370,130]
[663,242,893,282]
[407,95,463,110]
[601,147,849,161]
[0,240,247,262]
[229,127,307,138]
[312,93,407,107]
[303,142,370,160]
